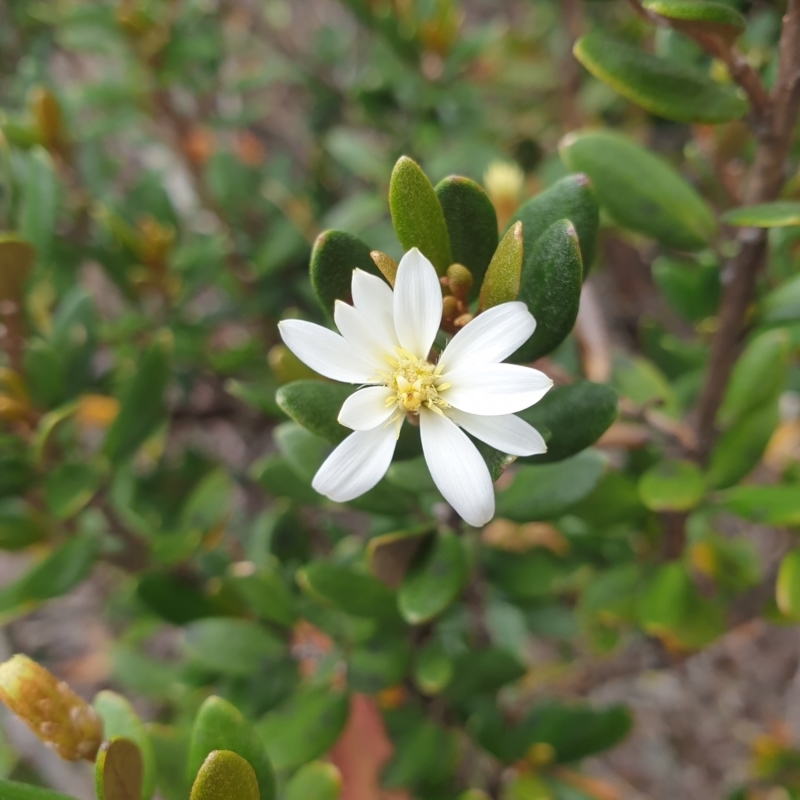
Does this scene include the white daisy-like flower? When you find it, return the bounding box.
[278,247,552,526]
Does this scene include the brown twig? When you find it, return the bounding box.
[694,0,800,458]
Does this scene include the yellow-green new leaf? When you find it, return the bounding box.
[642,0,746,45]
[479,222,522,309]
[777,551,800,620]
[574,32,746,124]
[284,761,342,800]
[95,738,144,800]
[721,201,800,228]
[190,751,259,800]
[638,460,705,512]
[389,156,452,274]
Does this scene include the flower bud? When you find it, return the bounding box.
[370,251,398,287]
[442,295,460,321]
[0,655,102,761]
[446,264,473,300]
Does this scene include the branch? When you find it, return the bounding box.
[694,0,800,457]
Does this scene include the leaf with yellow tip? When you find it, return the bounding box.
[189,751,259,800]
[479,222,522,310]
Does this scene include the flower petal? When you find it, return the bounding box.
[351,269,398,349]
[419,408,494,527]
[279,319,378,383]
[338,386,396,431]
[393,248,443,358]
[312,424,398,502]
[443,364,553,415]
[334,300,393,369]
[446,408,547,456]
[438,301,535,372]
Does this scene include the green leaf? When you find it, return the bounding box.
[273,422,329,482]
[507,174,599,273]
[298,561,400,622]
[652,255,720,323]
[257,687,349,771]
[642,0,746,44]
[381,719,456,790]
[188,696,276,800]
[483,549,569,600]
[574,31,747,124]
[721,201,800,228]
[479,222,523,310]
[95,737,143,800]
[719,484,800,526]
[0,498,46,551]
[495,450,606,522]
[44,462,103,520]
[93,692,156,800]
[514,219,582,361]
[183,619,285,676]
[309,230,378,317]
[276,381,353,444]
[251,456,319,504]
[435,176,498,296]
[707,400,779,489]
[762,274,800,324]
[226,562,297,627]
[777,550,800,620]
[19,147,59,264]
[189,750,259,800]
[16,531,98,602]
[413,642,453,695]
[0,780,78,800]
[147,725,191,800]
[103,333,171,466]
[348,634,410,692]
[366,524,436,589]
[0,235,35,303]
[717,330,789,429]
[559,130,715,250]
[397,530,467,624]
[518,381,617,463]
[284,762,341,800]
[136,573,219,625]
[638,460,705,512]
[444,648,525,705]
[389,156,452,274]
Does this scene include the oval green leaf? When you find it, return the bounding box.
[517,380,617,464]
[190,750,259,800]
[389,156,452,274]
[397,530,467,624]
[513,219,583,362]
[652,255,720,323]
[0,779,78,800]
[44,462,103,520]
[507,173,599,273]
[284,761,342,800]
[309,230,378,317]
[574,31,747,124]
[559,130,715,250]
[226,562,297,627]
[642,0,746,44]
[0,498,46,551]
[719,484,800,527]
[413,642,453,695]
[95,737,143,800]
[276,380,354,444]
[188,696,276,800]
[762,273,800,324]
[777,550,800,620]
[435,175,498,296]
[721,201,800,228]
[479,222,522,310]
[638,460,705,512]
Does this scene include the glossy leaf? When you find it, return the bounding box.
[560,130,715,250]
[413,642,453,695]
[719,484,800,527]
[444,648,525,705]
[721,201,800,228]
[348,634,410,692]
[366,524,436,589]
[136,572,218,626]
[507,173,599,273]
[19,147,58,264]
[276,381,353,444]
[389,156,452,274]
[777,550,800,620]
[518,381,617,463]
[93,692,156,800]
[252,455,319,504]
[309,230,377,316]
[257,687,350,771]
[103,333,171,466]
[638,460,705,512]
[284,762,342,800]
[0,498,46,551]
[436,175,498,296]
[397,530,467,624]
[479,222,522,309]
[0,235,35,303]
[762,273,800,324]
[274,422,329,481]
[183,619,284,675]
[652,255,720,322]
[495,450,606,522]
[514,219,583,361]
[95,737,143,800]
[44,462,102,520]
[298,561,400,622]
[574,31,746,124]
[188,696,276,800]
[226,562,297,627]
[643,0,746,44]
[189,751,259,800]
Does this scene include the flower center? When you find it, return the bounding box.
[382,349,450,416]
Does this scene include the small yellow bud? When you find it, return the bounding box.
[0,655,102,761]
[483,160,524,230]
[370,251,398,287]
[445,263,473,299]
[76,394,120,428]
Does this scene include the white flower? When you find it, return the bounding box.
[278,248,552,526]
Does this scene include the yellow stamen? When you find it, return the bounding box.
[377,347,449,421]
